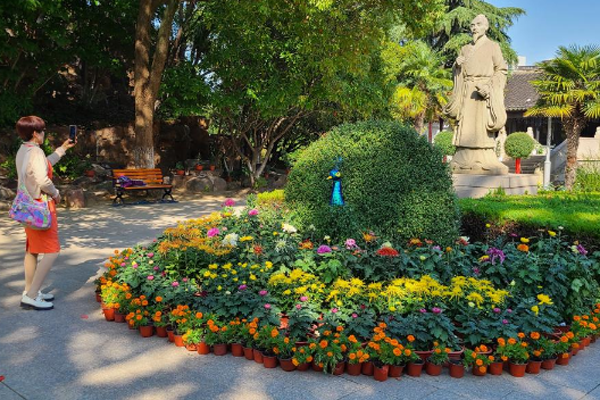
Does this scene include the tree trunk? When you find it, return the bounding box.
[563,114,584,190]
[414,112,425,135]
[133,0,179,168]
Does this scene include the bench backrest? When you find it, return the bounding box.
[112,169,165,186]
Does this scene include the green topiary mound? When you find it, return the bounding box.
[285,120,460,245]
[505,132,535,159]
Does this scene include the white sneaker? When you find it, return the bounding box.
[22,290,54,301]
[20,293,54,310]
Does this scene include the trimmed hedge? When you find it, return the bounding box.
[505,132,534,159]
[459,191,600,250]
[285,120,460,245]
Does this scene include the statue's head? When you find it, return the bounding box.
[470,14,489,40]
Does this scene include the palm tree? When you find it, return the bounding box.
[384,40,452,134]
[526,45,600,190]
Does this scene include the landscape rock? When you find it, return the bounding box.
[209,176,228,192]
[65,188,85,209]
[186,176,213,193]
[0,186,15,200]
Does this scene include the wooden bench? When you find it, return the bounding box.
[111,168,174,205]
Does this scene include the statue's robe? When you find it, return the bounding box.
[445,36,508,149]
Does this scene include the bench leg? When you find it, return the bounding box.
[113,189,125,205]
[162,188,175,201]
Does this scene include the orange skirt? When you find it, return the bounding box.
[25,199,60,254]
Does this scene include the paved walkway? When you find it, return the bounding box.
[1,197,599,400]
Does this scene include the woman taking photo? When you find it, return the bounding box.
[15,116,76,310]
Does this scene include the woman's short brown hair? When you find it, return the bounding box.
[16,116,46,141]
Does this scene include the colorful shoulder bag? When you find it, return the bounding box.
[8,149,52,230]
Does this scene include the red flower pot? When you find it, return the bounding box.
[556,352,571,366]
[346,363,362,376]
[173,334,185,347]
[114,311,125,323]
[448,347,465,361]
[449,361,465,378]
[541,357,557,370]
[508,362,527,377]
[425,361,443,376]
[333,361,345,376]
[176,170,185,176]
[279,358,296,372]
[489,361,503,375]
[415,350,433,362]
[95,292,101,302]
[167,328,174,343]
[185,343,197,352]
[526,360,542,374]
[296,362,310,371]
[263,354,278,368]
[197,341,210,355]
[361,361,374,376]
[213,343,227,356]
[406,361,424,377]
[582,336,591,347]
[231,343,244,357]
[388,364,404,378]
[102,307,115,321]
[209,165,216,171]
[139,325,154,338]
[374,365,389,382]
[472,365,487,376]
[253,348,264,363]
[155,326,168,338]
[554,325,571,333]
[571,344,581,356]
[243,346,254,360]
[195,165,203,171]
[312,361,324,372]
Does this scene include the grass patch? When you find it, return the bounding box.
[459,191,600,248]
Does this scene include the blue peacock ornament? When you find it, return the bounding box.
[327,158,345,206]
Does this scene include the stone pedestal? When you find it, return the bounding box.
[452,174,540,198]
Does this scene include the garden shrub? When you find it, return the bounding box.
[433,130,456,156]
[285,120,460,245]
[255,189,285,208]
[504,132,535,159]
[575,163,600,192]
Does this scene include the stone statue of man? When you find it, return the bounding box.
[444,14,509,175]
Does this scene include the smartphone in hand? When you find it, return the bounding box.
[69,125,77,143]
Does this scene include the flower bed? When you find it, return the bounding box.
[97,198,600,379]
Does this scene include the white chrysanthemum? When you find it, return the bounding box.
[222,233,239,247]
[282,223,297,234]
[275,239,288,252]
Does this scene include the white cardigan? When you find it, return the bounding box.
[15,143,66,199]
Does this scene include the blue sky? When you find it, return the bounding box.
[488,0,600,64]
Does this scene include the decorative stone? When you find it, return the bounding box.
[65,189,85,208]
[209,176,228,192]
[0,186,15,200]
[186,176,213,193]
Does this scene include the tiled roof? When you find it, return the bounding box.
[504,67,541,111]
